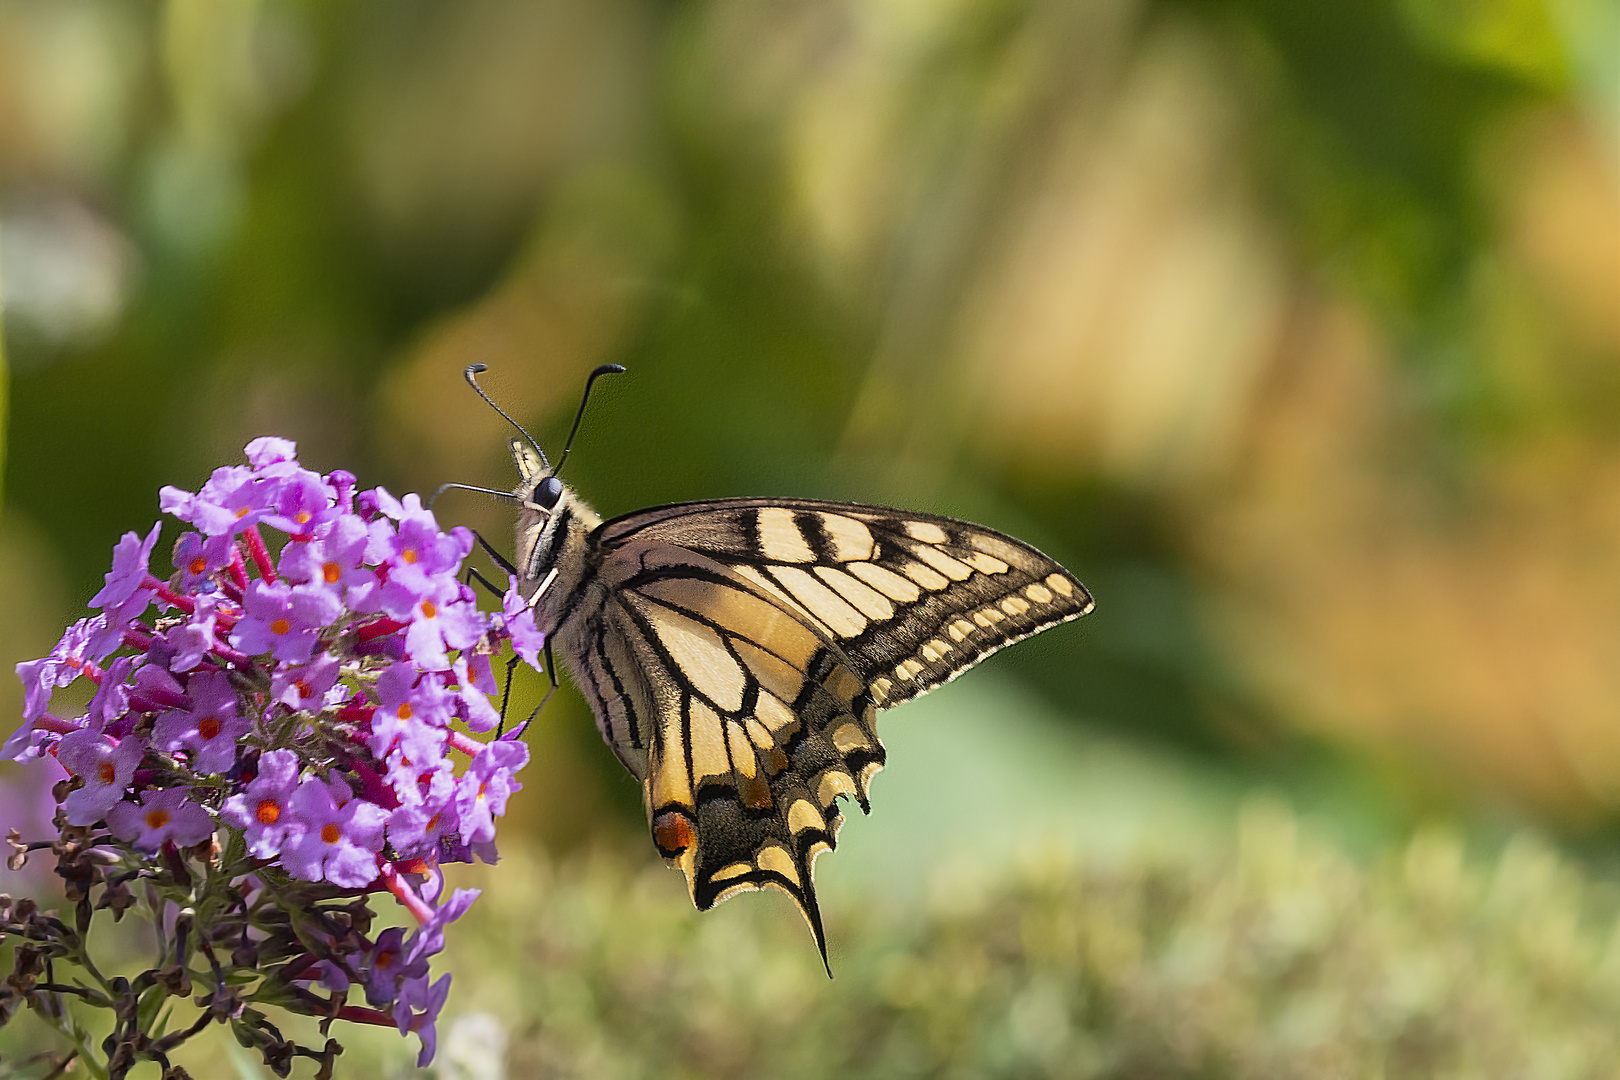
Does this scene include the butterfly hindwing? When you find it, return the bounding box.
[574,541,883,966]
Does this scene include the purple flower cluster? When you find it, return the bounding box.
[5,437,545,1065]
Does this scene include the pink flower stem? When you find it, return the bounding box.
[130,687,188,712]
[227,546,250,590]
[209,641,253,668]
[379,863,435,924]
[242,526,277,582]
[336,1004,396,1027]
[356,618,407,641]
[33,715,79,735]
[144,575,196,615]
[447,731,484,758]
[349,758,401,810]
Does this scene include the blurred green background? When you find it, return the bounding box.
[0,0,1617,1075]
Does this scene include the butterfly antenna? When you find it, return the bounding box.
[464,364,550,471]
[427,481,519,511]
[551,363,626,480]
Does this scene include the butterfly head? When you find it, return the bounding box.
[458,362,623,599]
[509,437,601,602]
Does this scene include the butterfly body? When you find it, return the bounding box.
[508,438,1094,966]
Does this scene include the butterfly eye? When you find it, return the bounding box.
[534,476,564,511]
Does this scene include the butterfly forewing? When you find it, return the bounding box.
[594,498,1095,704]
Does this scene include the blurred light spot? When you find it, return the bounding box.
[0,0,143,179]
[959,29,1284,486]
[438,1012,507,1080]
[141,136,243,256]
[1398,0,1571,88]
[0,193,137,355]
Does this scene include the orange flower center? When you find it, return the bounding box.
[145,809,171,830]
[295,510,312,525]
[189,556,207,575]
[397,703,413,720]
[295,679,313,699]
[420,601,437,620]
[322,562,341,583]
[401,549,418,564]
[256,799,281,825]
[96,762,117,784]
[270,618,291,636]
[320,823,342,845]
[198,716,221,740]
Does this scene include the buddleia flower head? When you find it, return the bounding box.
[6,437,543,1065]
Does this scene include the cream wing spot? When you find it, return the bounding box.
[1046,573,1075,597]
[652,729,694,808]
[687,700,731,784]
[729,564,801,615]
[770,565,867,638]
[648,607,747,712]
[819,513,875,561]
[712,862,753,883]
[848,561,922,602]
[964,551,1010,574]
[895,658,926,681]
[1001,595,1032,616]
[757,843,799,885]
[1025,582,1054,604]
[824,664,864,704]
[753,690,796,737]
[870,676,893,704]
[912,544,973,581]
[975,606,1007,627]
[948,618,975,642]
[829,719,870,754]
[788,798,827,835]
[904,520,949,544]
[919,638,951,663]
[745,716,776,751]
[816,770,857,805]
[814,566,896,621]
[733,639,804,706]
[726,722,757,780]
[756,507,816,563]
[898,560,949,592]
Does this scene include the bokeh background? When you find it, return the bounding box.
[0,0,1616,1075]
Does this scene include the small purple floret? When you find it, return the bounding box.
[107,787,215,851]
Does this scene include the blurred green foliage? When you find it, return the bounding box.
[14,804,1610,1078]
[0,0,1615,1073]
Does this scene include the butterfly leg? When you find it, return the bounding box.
[493,653,521,735]
[473,530,521,579]
[464,565,505,601]
[508,640,560,739]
